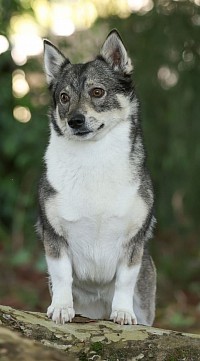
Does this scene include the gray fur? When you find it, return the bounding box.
[134,248,156,325]
[37,173,67,258]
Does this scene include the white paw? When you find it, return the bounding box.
[47,304,75,324]
[110,309,137,325]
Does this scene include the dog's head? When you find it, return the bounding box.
[44,30,137,141]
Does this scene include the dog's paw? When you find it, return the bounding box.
[110,309,137,325]
[47,304,75,324]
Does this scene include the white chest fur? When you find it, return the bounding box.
[45,122,147,283]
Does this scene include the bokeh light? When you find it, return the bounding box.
[157,66,179,89]
[13,106,31,123]
[0,35,9,54]
[12,70,30,98]
[128,0,153,13]
[8,0,154,67]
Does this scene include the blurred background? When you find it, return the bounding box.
[0,0,200,333]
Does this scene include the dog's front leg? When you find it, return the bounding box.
[46,251,75,324]
[110,263,141,325]
[110,251,142,325]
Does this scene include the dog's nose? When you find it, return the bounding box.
[68,114,85,129]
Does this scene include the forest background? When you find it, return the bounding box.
[0,0,200,333]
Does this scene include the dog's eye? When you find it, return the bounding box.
[60,92,70,104]
[90,88,105,98]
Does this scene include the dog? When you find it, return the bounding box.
[37,29,156,326]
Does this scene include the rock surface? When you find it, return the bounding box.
[0,305,200,361]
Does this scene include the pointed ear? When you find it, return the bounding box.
[43,40,70,84]
[100,30,133,75]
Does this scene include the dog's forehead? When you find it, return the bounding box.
[61,64,83,88]
[62,60,114,88]
[83,61,113,84]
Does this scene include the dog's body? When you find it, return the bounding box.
[37,30,156,326]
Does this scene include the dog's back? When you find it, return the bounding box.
[37,30,156,326]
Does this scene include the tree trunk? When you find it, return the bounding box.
[0,305,200,361]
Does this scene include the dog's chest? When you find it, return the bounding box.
[59,177,135,282]
[45,127,143,282]
[46,125,137,219]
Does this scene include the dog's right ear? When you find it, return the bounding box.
[100,30,133,75]
[43,40,70,84]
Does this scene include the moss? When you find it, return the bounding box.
[165,346,200,361]
[101,341,138,361]
[90,342,103,355]
[109,350,128,361]
[78,352,88,361]
[79,340,136,360]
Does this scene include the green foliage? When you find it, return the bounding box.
[169,312,195,328]
[0,48,48,253]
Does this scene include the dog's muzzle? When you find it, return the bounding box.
[68,113,92,136]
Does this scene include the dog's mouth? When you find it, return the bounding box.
[74,130,92,136]
[74,124,104,137]
[97,123,104,130]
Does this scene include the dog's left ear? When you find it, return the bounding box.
[43,40,70,85]
[100,29,133,75]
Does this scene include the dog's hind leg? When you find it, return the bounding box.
[133,249,156,326]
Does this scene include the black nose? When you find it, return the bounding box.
[68,114,85,129]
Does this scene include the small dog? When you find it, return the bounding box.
[37,29,156,326]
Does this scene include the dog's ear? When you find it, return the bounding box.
[100,30,133,75]
[43,40,70,84]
